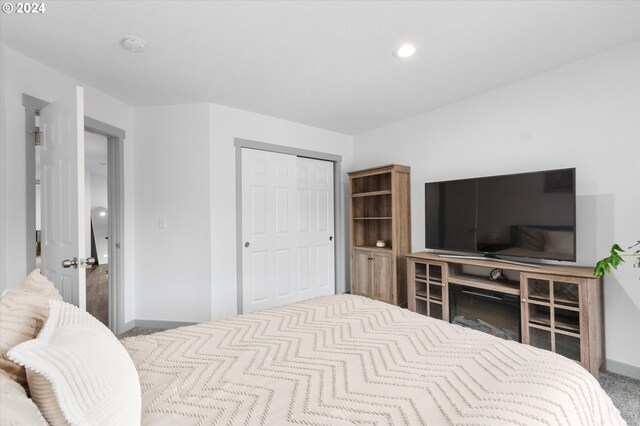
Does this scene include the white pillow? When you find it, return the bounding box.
[0,268,62,385]
[0,369,47,425]
[7,300,141,426]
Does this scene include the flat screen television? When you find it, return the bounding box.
[425,168,576,262]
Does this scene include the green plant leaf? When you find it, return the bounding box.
[594,241,640,279]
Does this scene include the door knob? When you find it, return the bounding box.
[81,257,97,268]
[329,236,333,241]
[244,242,250,248]
[61,257,78,269]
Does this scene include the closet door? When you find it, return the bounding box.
[296,157,335,298]
[241,149,335,314]
[242,149,297,313]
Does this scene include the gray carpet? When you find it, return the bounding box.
[119,327,640,424]
[117,327,166,339]
[599,371,640,425]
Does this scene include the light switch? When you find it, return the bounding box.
[158,217,167,229]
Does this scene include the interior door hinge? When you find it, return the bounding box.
[34,110,41,146]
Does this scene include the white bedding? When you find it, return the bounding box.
[122,295,624,425]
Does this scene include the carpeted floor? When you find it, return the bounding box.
[118,327,166,339]
[599,371,640,425]
[119,327,640,424]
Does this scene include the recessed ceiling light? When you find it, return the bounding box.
[121,36,147,53]
[393,43,416,59]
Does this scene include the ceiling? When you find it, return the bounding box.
[3,1,640,135]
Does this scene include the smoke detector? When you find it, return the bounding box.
[121,36,147,53]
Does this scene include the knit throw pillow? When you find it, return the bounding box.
[0,269,62,385]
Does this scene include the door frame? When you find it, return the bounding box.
[23,93,126,334]
[234,138,344,314]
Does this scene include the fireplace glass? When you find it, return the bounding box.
[449,284,521,342]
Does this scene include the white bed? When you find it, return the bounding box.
[122,294,624,425]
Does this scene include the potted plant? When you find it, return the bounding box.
[594,241,640,277]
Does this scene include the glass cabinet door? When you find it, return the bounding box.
[411,261,447,321]
[522,273,583,365]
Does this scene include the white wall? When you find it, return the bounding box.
[1,45,355,328]
[353,42,640,373]
[133,104,212,323]
[90,174,108,210]
[132,102,357,324]
[0,46,137,323]
[209,104,354,320]
[132,102,354,322]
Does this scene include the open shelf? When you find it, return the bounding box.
[353,217,392,220]
[351,172,391,195]
[352,190,392,198]
[352,194,391,219]
[448,273,520,296]
[353,245,393,252]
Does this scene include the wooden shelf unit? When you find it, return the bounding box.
[348,164,411,306]
[406,252,605,377]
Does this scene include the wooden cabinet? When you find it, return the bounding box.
[521,273,602,375]
[406,252,605,377]
[348,165,411,306]
[352,249,394,303]
[407,258,448,321]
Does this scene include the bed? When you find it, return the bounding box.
[121,294,624,425]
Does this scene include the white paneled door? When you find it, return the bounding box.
[296,157,335,296]
[39,86,87,309]
[241,149,335,314]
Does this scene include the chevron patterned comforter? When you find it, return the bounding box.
[121,295,625,425]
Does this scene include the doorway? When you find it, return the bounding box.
[24,92,126,333]
[84,132,109,326]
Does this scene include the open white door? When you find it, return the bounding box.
[39,86,88,309]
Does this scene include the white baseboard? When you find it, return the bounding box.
[606,358,640,380]
[121,320,136,334]
[132,319,197,329]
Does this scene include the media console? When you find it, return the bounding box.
[406,252,605,377]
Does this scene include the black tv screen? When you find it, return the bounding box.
[425,168,576,262]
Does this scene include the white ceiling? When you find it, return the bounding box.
[3,1,640,135]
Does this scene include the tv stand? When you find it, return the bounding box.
[406,252,604,378]
[438,253,541,268]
